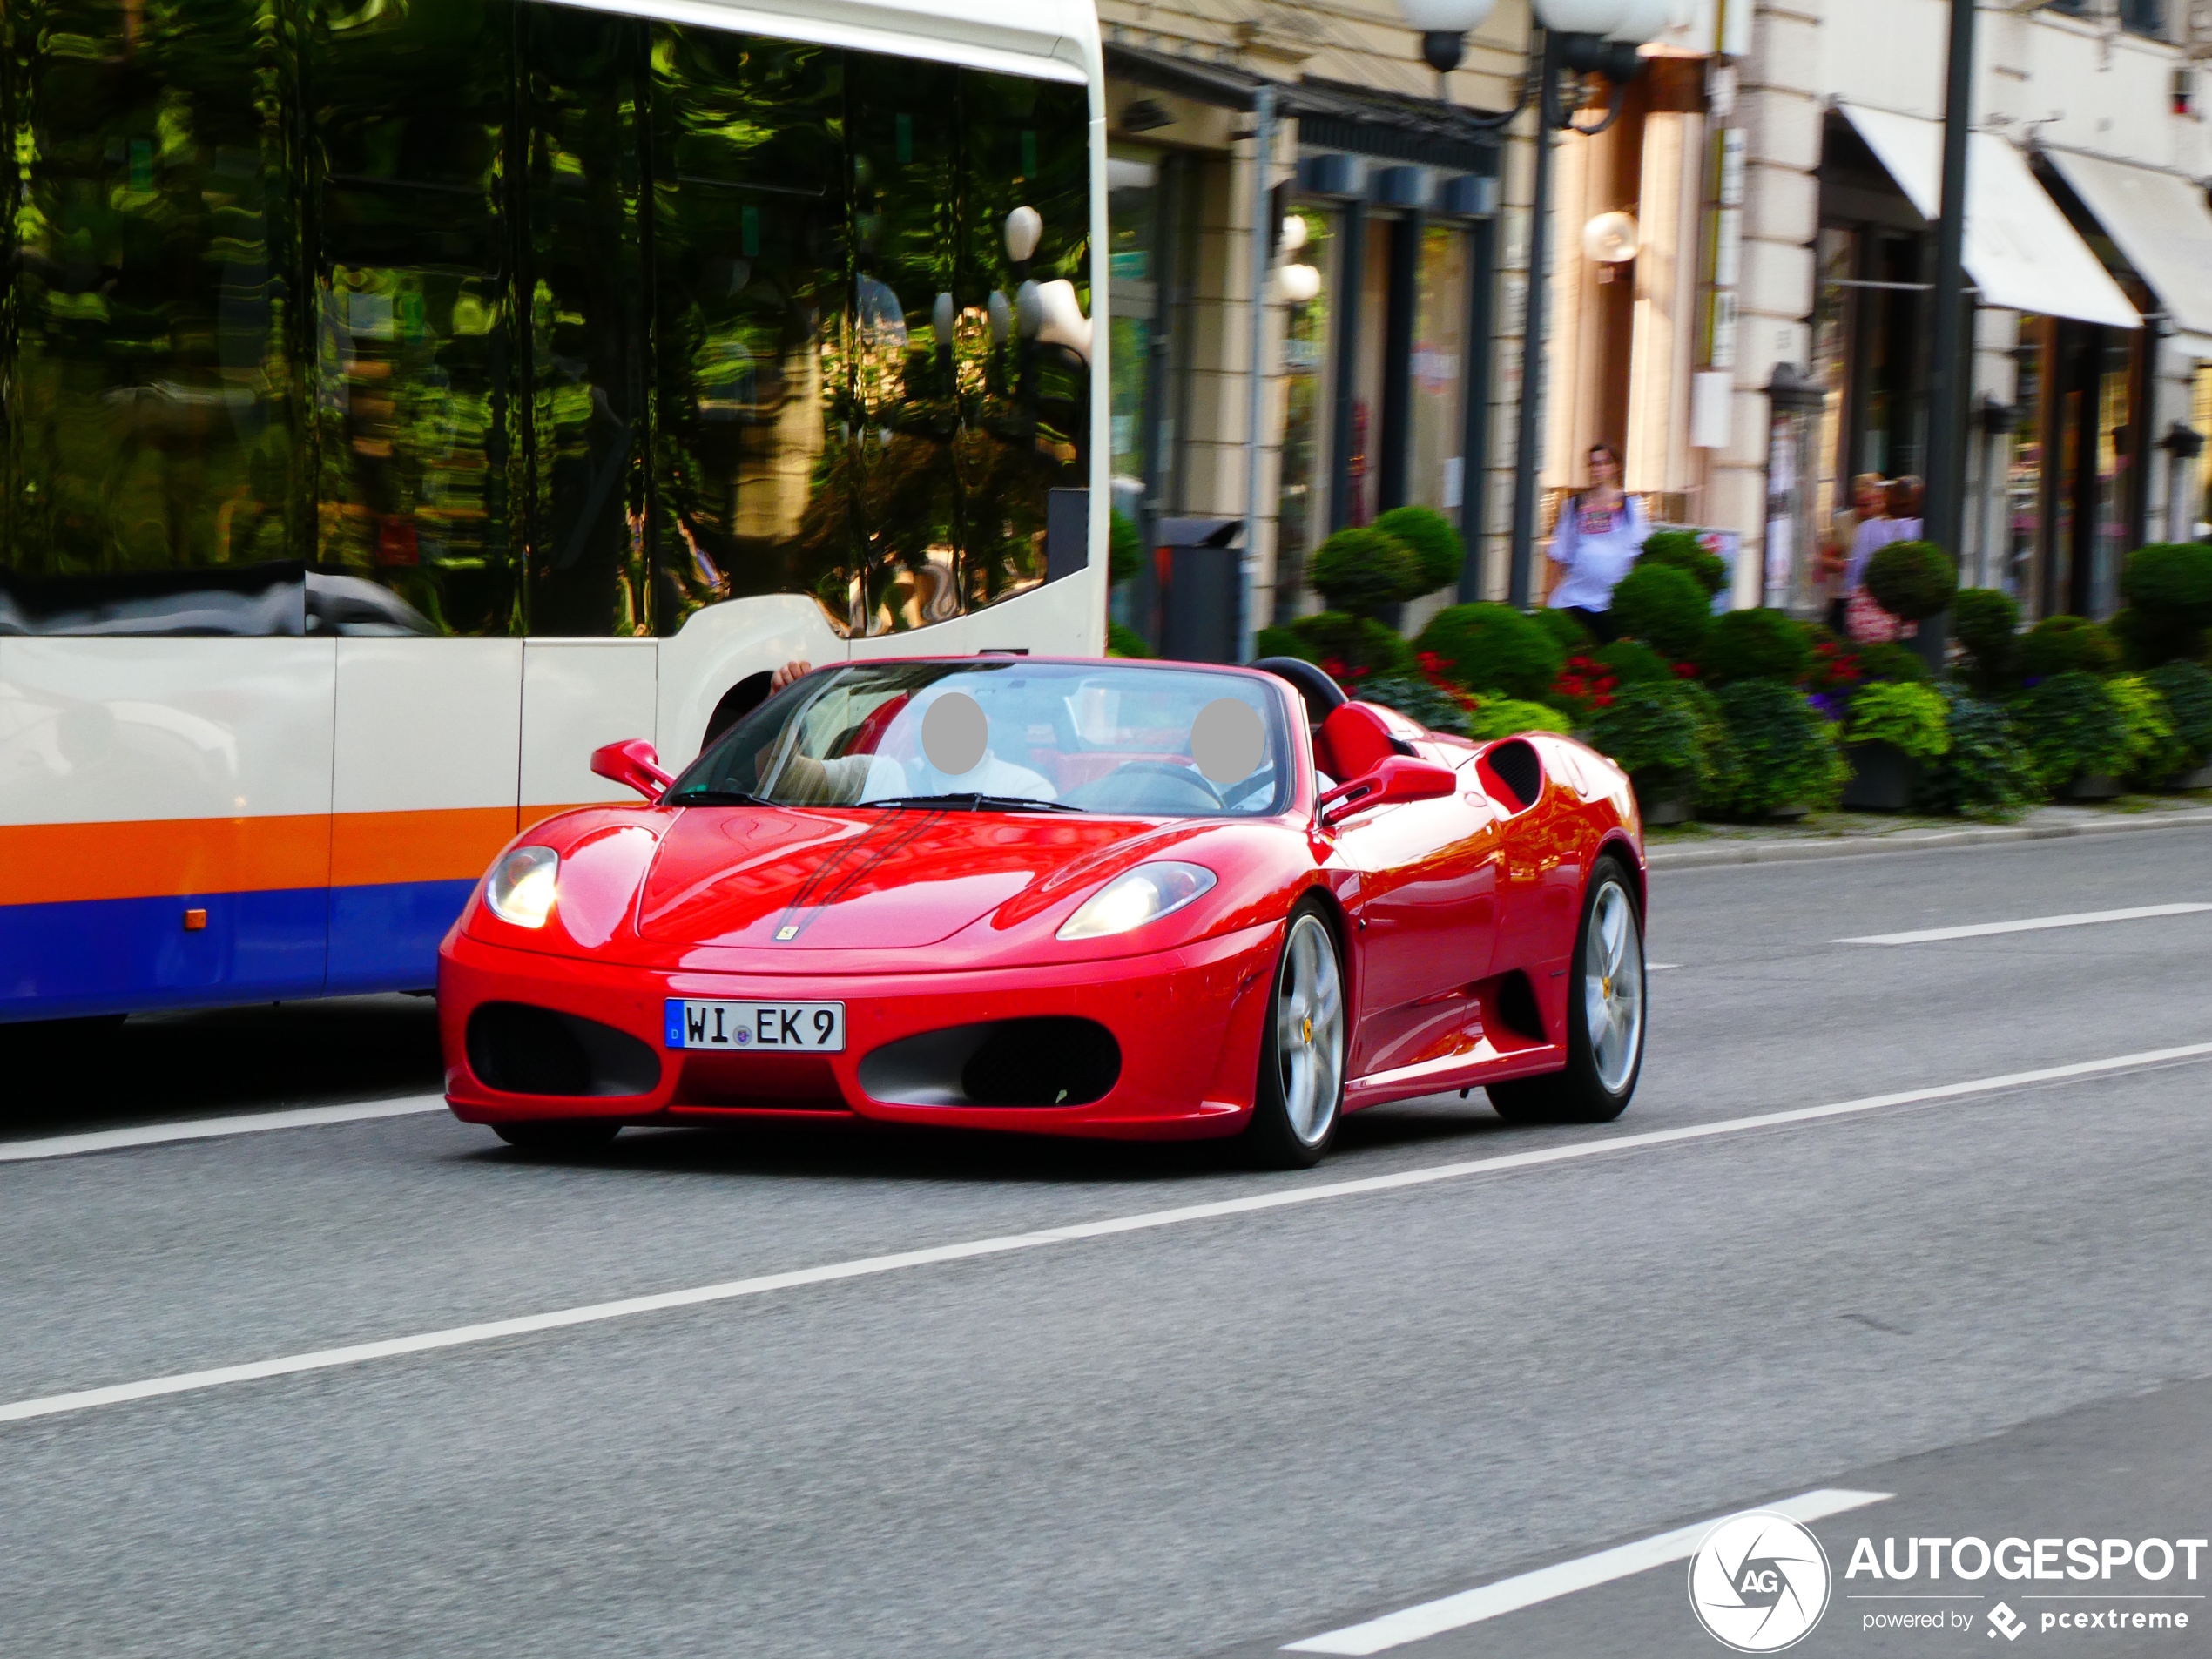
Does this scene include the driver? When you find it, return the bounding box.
[759,661,1055,806]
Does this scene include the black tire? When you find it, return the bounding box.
[492,1119,623,1155]
[1241,900,1349,1170]
[1487,855,1644,1125]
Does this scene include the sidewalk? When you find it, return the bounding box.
[1644,790,2212,870]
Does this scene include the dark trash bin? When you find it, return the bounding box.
[1152,516,1244,664]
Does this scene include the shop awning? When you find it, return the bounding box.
[1838,103,2141,331]
[2042,147,2212,360]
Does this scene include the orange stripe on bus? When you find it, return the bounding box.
[3,806,538,907]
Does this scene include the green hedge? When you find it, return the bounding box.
[1609,563,1712,660]
[1416,603,1565,701]
[1310,528,1424,618]
[1699,607,1811,685]
[1372,505,1465,595]
[1699,681,1848,819]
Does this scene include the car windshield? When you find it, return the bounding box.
[666,660,1294,817]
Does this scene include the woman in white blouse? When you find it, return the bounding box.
[1545,442,1649,644]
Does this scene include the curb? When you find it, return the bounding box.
[1646,808,2212,871]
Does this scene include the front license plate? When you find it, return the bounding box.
[665,999,846,1053]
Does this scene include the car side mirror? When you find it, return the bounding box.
[1318,754,1458,825]
[590,739,672,803]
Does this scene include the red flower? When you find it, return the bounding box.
[1672,662,1699,678]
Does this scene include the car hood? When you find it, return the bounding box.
[637,804,1173,950]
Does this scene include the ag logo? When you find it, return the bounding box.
[1687,1511,1833,1652]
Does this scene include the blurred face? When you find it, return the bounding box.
[1855,478,1885,514]
[1589,448,1621,486]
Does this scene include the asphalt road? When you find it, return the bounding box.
[2,826,2209,1658]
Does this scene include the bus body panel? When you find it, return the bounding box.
[1,638,338,1019]
[327,639,524,995]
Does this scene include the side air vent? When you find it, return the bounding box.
[465,1002,663,1098]
[858,1017,1122,1108]
[1482,738,1544,813]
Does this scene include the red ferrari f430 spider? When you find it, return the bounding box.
[438,656,1647,1167]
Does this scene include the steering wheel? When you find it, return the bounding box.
[1104,759,1225,809]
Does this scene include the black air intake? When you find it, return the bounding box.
[465,1003,662,1098]
[858,1017,1122,1108]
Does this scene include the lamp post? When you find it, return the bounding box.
[1397,0,1677,609]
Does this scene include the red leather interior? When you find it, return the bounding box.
[1316,702,1400,783]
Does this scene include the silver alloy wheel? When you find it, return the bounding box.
[1276,913,1346,1146]
[1584,879,1644,1096]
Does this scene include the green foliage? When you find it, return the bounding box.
[1594,638,1675,685]
[1587,681,1708,800]
[1609,563,1712,660]
[1534,605,1596,654]
[1697,607,1812,685]
[1277,611,1419,679]
[1108,509,1143,586]
[1106,620,1155,659]
[2120,543,2212,658]
[1847,681,1952,761]
[1698,681,1849,819]
[1852,640,1932,685]
[1359,676,1474,738]
[2013,671,2129,792]
[1416,603,1566,701]
[1950,588,2020,694]
[1466,697,1573,741]
[2108,674,2182,782]
[1917,689,2043,822]
[1372,505,1465,594]
[1636,529,1728,597]
[2142,660,2212,774]
[1309,528,1423,617]
[1864,540,1959,623]
[1252,624,1315,664]
[2018,615,2121,682]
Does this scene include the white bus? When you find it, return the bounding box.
[0,0,1107,1022]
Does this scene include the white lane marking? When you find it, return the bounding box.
[0,1097,448,1163]
[1648,962,1681,972]
[1282,1487,1893,1654]
[3,1042,2208,1429]
[1838,903,2212,946]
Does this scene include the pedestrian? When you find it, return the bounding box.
[1544,442,1648,644]
[1844,474,1924,643]
[1822,472,1885,633]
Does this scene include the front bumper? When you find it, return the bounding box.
[437,921,1282,1140]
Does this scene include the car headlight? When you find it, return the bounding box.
[486,846,559,929]
[1057,861,1217,941]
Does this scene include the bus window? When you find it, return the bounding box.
[309,0,523,637]
[648,30,851,638]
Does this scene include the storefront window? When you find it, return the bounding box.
[1811,229,1855,581]
[1348,221,1391,527]
[1106,152,1157,525]
[1409,225,1468,523]
[2195,365,2212,538]
[2011,323,2047,605]
[1276,206,1335,611]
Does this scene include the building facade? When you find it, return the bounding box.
[1540,0,2212,623]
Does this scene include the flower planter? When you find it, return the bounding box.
[1641,792,1694,827]
[2067,774,2122,801]
[2159,765,2212,792]
[1767,803,1811,823]
[1842,741,1923,813]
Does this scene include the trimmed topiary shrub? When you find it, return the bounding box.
[1853,640,1932,685]
[1588,681,1710,803]
[1699,681,1849,819]
[1107,620,1156,658]
[1276,611,1419,681]
[1698,607,1812,685]
[2013,670,2128,792]
[1252,624,1315,664]
[2017,615,2121,683]
[1951,588,2020,695]
[1310,527,1424,618]
[1372,505,1465,595]
[1534,605,1595,654]
[1636,529,1728,597]
[2119,543,2212,664]
[1358,675,1475,738]
[1847,681,1952,761]
[1595,637,1674,685]
[1865,539,1959,622]
[1609,562,1713,660]
[1109,509,1143,586]
[1467,696,1573,740]
[1416,603,1566,701]
[1917,688,2042,821]
[2142,660,2212,774]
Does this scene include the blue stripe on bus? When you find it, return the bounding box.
[0,879,475,1023]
